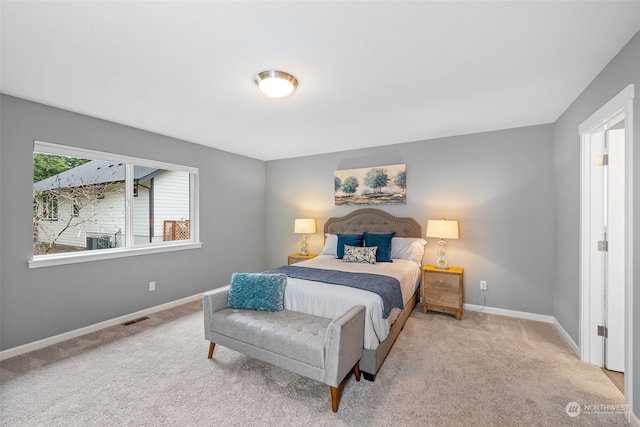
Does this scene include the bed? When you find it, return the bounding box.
[276,208,425,381]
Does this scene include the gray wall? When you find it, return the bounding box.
[265,124,556,315]
[552,30,640,418]
[0,95,266,350]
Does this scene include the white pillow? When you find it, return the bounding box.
[390,237,427,265]
[320,233,338,256]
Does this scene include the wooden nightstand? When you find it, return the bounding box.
[422,265,464,320]
[288,253,317,265]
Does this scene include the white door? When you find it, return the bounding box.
[605,127,625,372]
[585,124,625,373]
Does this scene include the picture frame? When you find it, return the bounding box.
[334,163,406,205]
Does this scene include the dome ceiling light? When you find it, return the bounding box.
[254,70,298,98]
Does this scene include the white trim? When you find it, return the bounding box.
[125,163,134,248]
[190,172,199,241]
[28,241,203,268]
[34,140,199,174]
[0,292,204,361]
[464,303,554,323]
[630,410,640,427]
[624,91,634,421]
[578,83,634,419]
[579,129,592,363]
[553,317,580,356]
[578,85,635,134]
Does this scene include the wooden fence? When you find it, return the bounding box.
[163,220,190,241]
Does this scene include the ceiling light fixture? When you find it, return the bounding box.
[254,70,298,98]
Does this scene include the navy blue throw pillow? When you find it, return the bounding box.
[364,232,396,262]
[337,234,364,259]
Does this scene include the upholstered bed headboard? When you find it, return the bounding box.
[324,208,422,238]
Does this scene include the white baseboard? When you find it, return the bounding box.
[464,303,555,323]
[552,317,580,356]
[0,293,203,361]
[464,303,579,356]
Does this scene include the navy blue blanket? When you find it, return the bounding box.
[262,265,403,319]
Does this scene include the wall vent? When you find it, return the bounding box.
[122,316,149,326]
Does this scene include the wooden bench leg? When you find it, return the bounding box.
[330,386,339,412]
[330,361,361,412]
[207,342,215,359]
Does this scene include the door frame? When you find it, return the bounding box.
[579,84,634,417]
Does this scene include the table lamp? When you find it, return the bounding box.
[426,219,459,269]
[294,219,316,256]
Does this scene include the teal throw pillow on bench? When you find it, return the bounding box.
[228,273,287,312]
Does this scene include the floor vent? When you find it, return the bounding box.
[122,316,150,326]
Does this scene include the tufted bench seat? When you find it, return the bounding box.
[203,286,365,412]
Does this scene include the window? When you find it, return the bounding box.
[30,141,200,267]
[40,193,58,221]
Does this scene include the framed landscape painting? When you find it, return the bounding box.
[334,163,406,205]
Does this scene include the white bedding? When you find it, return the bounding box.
[283,255,421,350]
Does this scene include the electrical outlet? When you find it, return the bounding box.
[480,280,487,291]
[149,281,156,291]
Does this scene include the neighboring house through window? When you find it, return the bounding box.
[31,140,200,267]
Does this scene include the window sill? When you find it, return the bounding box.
[28,242,203,269]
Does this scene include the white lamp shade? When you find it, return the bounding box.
[294,219,316,234]
[426,219,459,239]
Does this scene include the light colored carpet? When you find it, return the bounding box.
[1,300,626,426]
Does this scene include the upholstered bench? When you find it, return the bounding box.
[203,285,365,412]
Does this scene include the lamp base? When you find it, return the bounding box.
[435,239,449,269]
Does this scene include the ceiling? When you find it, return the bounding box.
[2,1,639,161]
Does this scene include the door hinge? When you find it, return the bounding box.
[597,240,608,252]
[598,154,609,166]
[597,325,608,338]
